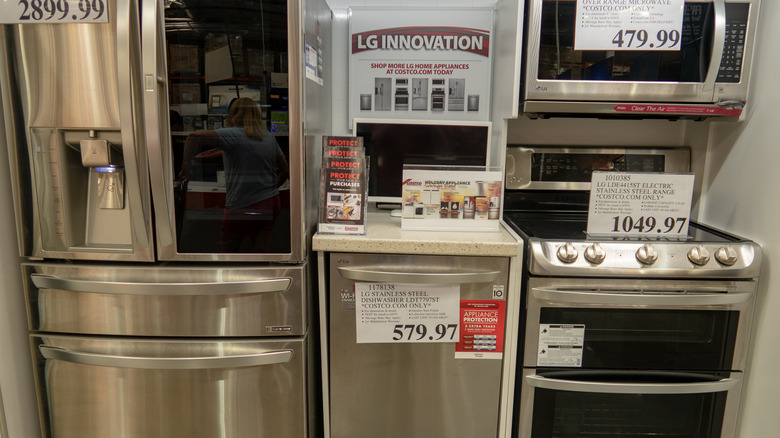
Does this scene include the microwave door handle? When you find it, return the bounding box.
[141,0,175,246]
[526,374,738,394]
[702,0,727,93]
[531,288,752,306]
[40,346,292,370]
[337,266,501,284]
[31,273,291,296]
[115,0,152,250]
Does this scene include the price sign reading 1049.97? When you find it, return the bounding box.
[587,172,695,238]
[1,0,109,24]
[574,0,685,51]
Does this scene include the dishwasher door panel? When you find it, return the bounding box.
[328,253,509,438]
[24,263,306,337]
[33,335,307,438]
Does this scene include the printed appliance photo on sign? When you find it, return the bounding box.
[348,8,494,125]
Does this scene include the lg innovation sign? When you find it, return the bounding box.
[348,8,494,126]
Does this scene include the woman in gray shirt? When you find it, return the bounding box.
[181,97,289,252]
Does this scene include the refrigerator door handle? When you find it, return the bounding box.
[31,273,291,296]
[141,0,176,247]
[116,0,153,252]
[336,267,501,284]
[40,345,292,370]
[526,374,738,395]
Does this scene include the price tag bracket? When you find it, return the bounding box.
[1,0,110,25]
[587,171,695,237]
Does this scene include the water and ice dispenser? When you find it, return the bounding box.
[29,128,132,255]
[80,134,125,210]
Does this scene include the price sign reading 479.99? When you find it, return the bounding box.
[574,0,685,51]
[1,0,109,24]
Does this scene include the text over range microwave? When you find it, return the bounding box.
[522,0,759,119]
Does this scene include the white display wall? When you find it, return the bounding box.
[698,1,780,435]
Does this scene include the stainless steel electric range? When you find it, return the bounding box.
[503,146,762,438]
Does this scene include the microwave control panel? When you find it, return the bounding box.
[717,3,750,83]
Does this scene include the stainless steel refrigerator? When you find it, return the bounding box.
[374,77,392,111]
[0,0,332,436]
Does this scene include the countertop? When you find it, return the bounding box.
[313,208,521,257]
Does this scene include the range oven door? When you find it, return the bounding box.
[517,368,742,438]
[32,335,307,438]
[523,277,756,371]
[523,0,759,117]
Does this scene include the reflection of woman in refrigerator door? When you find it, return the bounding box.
[180,98,290,252]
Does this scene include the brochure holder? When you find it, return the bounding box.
[318,136,368,235]
[400,165,502,232]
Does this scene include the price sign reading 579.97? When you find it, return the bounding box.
[574,0,685,51]
[355,282,461,344]
[1,0,109,24]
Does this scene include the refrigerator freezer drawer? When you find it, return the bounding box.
[32,335,308,438]
[328,253,510,438]
[24,263,307,336]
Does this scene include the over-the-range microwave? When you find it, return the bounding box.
[522,0,759,119]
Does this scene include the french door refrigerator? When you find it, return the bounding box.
[0,0,332,436]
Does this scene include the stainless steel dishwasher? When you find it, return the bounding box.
[327,252,511,438]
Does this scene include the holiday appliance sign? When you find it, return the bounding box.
[348,8,494,126]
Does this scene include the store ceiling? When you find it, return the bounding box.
[165,0,288,50]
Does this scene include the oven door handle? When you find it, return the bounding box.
[39,346,292,370]
[31,273,291,296]
[531,288,752,306]
[526,374,738,394]
[337,266,502,284]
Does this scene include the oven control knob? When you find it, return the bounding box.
[687,245,711,266]
[556,242,579,264]
[584,243,606,265]
[715,245,739,266]
[635,244,658,265]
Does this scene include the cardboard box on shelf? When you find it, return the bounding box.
[168,44,200,75]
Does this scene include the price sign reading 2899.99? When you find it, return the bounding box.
[0,0,109,24]
[574,0,684,51]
